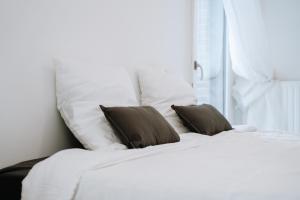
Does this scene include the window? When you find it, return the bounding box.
[193,0,228,114]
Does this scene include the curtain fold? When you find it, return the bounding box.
[223,0,275,110]
[207,0,299,133]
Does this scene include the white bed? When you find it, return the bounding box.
[22,128,300,200]
[21,60,300,200]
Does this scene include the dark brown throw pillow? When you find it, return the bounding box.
[171,104,232,136]
[100,105,180,148]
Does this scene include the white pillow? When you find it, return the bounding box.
[138,68,197,133]
[56,58,138,150]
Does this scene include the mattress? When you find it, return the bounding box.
[22,130,300,200]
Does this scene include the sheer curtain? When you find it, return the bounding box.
[223,0,274,106]
[223,0,284,132]
[223,0,300,132]
[195,0,299,133]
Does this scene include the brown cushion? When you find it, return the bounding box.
[100,105,180,148]
[171,104,232,136]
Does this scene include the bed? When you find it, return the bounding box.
[22,129,300,200]
[21,59,300,200]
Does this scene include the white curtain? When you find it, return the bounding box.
[223,0,274,105]
[223,0,283,130]
[223,0,273,81]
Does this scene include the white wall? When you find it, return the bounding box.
[262,0,300,80]
[0,0,193,168]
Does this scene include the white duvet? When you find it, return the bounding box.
[22,130,300,200]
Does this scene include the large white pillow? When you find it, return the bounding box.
[56,58,138,150]
[138,68,197,133]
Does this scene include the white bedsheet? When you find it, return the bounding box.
[22,130,300,200]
